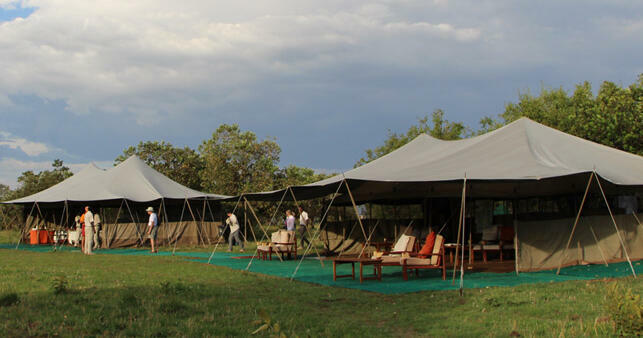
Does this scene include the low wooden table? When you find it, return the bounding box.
[331,257,382,283]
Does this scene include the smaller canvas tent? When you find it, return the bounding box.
[3,156,230,248]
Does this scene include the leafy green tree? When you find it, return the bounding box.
[199,124,281,196]
[273,165,332,189]
[355,109,466,166]
[500,75,643,155]
[0,184,10,201]
[115,141,204,190]
[11,159,73,199]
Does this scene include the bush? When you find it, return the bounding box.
[52,275,69,295]
[0,292,20,307]
[605,282,642,336]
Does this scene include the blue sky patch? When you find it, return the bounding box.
[0,4,35,22]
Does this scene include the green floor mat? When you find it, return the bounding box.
[2,243,640,294]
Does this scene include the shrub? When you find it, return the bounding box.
[605,282,642,336]
[0,292,20,307]
[52,275,69,295]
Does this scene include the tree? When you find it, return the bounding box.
[199,124,281,196]
[11,159,73,199]
[273,165,332,189]
[499,75,643,155]
[115,141,204,190]
[355,109,466,166]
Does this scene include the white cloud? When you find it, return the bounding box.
[0,0,482,125]
[0,157,112,188]
[0,131,50,156]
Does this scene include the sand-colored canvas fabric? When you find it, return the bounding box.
[393,234,411,252]
[242,118,643,202]
[431,235,444,265]
[517,213,642,271]
[5,156,228,204]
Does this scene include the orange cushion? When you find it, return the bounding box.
[418,232,436,257]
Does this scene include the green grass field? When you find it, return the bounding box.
[0,230,641,337]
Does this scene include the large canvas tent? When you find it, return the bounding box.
[241,118,642,272]
[3,156,230,247]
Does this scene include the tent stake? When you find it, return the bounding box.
[557,172,594,275]
[594,173,636,278]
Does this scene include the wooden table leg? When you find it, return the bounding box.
[333,261,337,281]
[359,262,363,283]
[351,262,355,280]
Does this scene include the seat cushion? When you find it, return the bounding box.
[404,257,432,266]
[431,235,444,265]
[381,256,401,264]
[393,234,411,252]
[405,236,417,252]
[279,230,290,243]
[271,232,280,243]
[418,232,436,257]
[257,245,270,251]
[481,225,498,241]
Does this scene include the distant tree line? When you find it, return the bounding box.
[1,75,641,229]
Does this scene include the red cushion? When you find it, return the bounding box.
[418,232,436,257]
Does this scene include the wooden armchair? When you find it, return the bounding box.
[471,225,514,263]
[400,234,446,280]
[379,234,419,266]
[257,230,297,260]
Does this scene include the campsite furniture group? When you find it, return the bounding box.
[332,257,383,283]
[256,230,297,260]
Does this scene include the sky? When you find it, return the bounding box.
[0,0,642,188]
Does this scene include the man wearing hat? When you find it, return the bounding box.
[146,206,159,253]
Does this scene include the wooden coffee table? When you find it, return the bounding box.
[331,257,382,283]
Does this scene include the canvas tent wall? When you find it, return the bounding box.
[4,156,230,247]
[239,118,643,271]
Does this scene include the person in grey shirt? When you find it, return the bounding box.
[226,212,244,252]
[83,206,95,255]
[92,213,101,250]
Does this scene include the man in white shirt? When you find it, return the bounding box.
[146,207,159,253]
[298,206,310,248]
[226,212,244,252]
[83,206,95,255]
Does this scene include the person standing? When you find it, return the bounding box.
[226,212,244,252]
[285,210,296,231]
[146,207,158,253]
[84,206,94,255]
[298,206,310,248]
[92,213,101,250]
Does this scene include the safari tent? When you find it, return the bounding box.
[3,156,230,248]
[241,118,642,272]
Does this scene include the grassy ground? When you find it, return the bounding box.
[0,247,640,337]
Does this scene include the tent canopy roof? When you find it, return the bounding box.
[3,155,228,204]
[243,118,643,201]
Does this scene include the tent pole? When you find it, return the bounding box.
[593,172,636,278]
[459,176,467,296]
[161,198,170,246]
[588,225,609,266]
[243,200,258,243]
[205,199,224,244]
[156,200,163,247]
[288,187,324,264]
[244,196,285,265]
[109,200,124,249]
[173,198,188,255]
[557,172,594,275]
[512,199,519,276]
[53,201,67,251]
[16,202,37,249]
[123,200,145,247]
[207,195,243,264]
[358,220,381,259]
[185,198,205,248]
[343,178,369,245]
[452,180,466,284]
[337,221,357,258]
[244,200,247,246]
[201,199,212,246]
[291,180,344,280]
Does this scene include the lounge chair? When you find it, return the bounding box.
[400,234,446,280]
[378,234,418,266]
[471,225,514,263]
[257,230,297,260]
